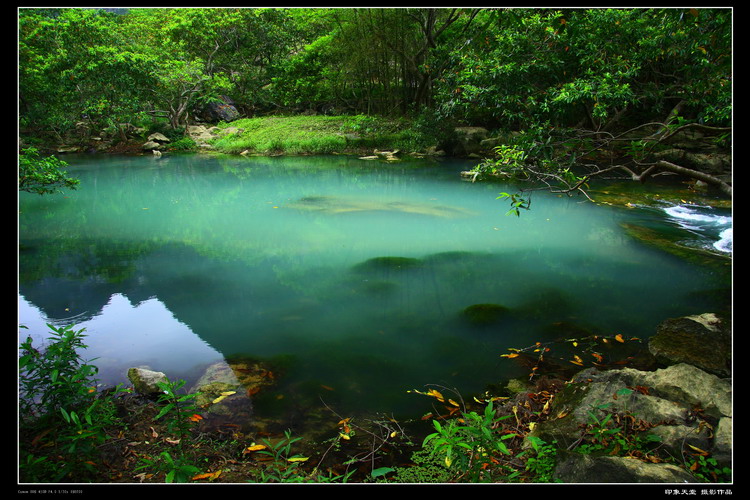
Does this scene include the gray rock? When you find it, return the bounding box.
[127,367,169,395]
[553,453,696,483]
[147,132,170,143]
[649,313,731,377]
[530,362,732,482]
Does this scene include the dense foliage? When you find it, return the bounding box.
[18,8,731,195]
[19,8,730,131]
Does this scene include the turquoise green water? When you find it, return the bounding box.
[18,153,730,419]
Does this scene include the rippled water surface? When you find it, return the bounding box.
[18,153,731,419]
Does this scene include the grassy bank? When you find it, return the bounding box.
[203,115,439,156]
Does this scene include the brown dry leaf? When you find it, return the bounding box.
[193,471,222,481]
[688,444,710,456]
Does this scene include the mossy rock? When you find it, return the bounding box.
[461,303,511,326]
[352,256,423,273]
[620,222,730,266]
[193,381,242,408]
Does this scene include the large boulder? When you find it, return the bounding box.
[648,313,731,377]
[198,96,240,123]
[529,362,732,482]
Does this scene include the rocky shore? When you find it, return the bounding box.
[127,310,731,484]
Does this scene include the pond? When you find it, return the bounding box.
[18,153,731,424]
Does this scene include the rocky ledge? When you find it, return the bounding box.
[511,312,731,483]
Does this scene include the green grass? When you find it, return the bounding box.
[208,115,422,155]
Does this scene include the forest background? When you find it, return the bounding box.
[18,7,732,196]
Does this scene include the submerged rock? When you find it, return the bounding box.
[284,195,475,218]
[352,256,423,274]
[461,303,510,326]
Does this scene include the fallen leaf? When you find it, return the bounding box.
[192,471,222,481]
[212,392,236,404]
[615,334,625,343]
[688,444,710,456]
[287,457,309,463]
[243,444,267,454]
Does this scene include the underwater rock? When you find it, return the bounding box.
[357,280,400,296]
[352,256,423,273]
[284,195,475,218]
[461,303,511,326]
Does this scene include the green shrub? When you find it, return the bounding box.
[168,136,198,151]
[19,324,100,420]
[18,324,124,481]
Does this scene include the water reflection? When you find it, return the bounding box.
[19,293,224,388]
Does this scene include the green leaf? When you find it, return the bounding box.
[155,402,176,420]
[371,467,395,478]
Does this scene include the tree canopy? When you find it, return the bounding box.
[18,7,731,195]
